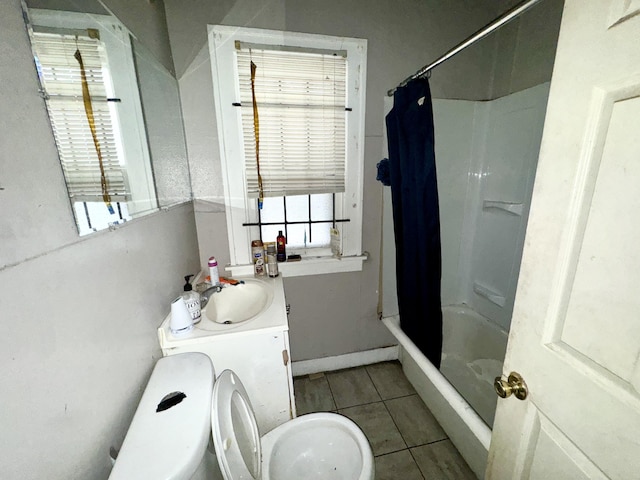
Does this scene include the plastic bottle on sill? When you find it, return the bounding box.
[266,243,279,277]
[251,240,265,276]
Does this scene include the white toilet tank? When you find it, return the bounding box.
[109,353,216,480]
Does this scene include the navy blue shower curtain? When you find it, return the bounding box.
[386,78,443,368]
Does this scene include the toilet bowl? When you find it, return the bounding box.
[212,369,374,480]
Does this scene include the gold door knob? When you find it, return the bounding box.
[494,372,528,400]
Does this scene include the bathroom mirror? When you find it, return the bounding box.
[21,0,191,236]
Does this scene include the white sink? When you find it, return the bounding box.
[158,275,286,344]
[199,279,274,331]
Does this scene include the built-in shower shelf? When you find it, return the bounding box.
[473,282,506,307]
[482,200,523,216]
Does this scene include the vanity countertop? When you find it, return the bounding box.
[158,274,287,349]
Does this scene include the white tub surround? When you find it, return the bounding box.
[433,83,550,331]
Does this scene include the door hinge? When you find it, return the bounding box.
[282,349,289,366]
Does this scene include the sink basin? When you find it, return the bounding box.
[199,279,274,330]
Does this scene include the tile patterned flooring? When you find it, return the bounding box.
[293,361,477,480]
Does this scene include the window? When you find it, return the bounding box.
[209,26,367,275]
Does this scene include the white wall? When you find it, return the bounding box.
[163,0,507,361]
[0,206,199,479]
[464,84,551,331]
[492,0,565,98]
[0,1,200,478]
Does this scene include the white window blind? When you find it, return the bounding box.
[31,31,130,202]
[236,46,347,198]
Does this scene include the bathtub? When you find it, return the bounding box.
[382,305,508,479]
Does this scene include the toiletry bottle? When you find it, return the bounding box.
[182,275,201,324]
[208,256,220,285]
[251,240,265,276]
[266,243,279,277]
[276,230,286,262]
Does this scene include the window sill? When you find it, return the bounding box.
[225,254,367,278]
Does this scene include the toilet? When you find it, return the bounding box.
[109,353,374,480]
[212,369,374,480]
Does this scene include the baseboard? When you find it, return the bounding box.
[292,345,399,377]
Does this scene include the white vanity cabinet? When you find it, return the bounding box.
[157,275,296,435]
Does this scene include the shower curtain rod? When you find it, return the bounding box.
[387,0,545,96]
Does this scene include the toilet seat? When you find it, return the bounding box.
[211,369,262,479]
[211,369,374,480]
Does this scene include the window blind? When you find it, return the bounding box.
[31,31,130,202]
[236,47,347,198]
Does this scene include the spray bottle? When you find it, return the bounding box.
[208,256,220,286]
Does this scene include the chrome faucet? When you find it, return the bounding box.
[200,284,223,309]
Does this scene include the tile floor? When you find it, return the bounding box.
[293,361,477,480]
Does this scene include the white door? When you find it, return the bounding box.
[487,1,640,478]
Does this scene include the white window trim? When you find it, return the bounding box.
[225,253,367,278]
[208,25,367,275]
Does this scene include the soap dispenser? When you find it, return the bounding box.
[182,275,201,324]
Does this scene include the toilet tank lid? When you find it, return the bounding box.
[109,353,215,480]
